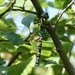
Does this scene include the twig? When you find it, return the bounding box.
[7,52,22,67]
[12,8,37,15]
[0,40,9,42]
[55,0,75,29]
[12,4,37,15]
[0,0,16,19]
[23,0,26,9]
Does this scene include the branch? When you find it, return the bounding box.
[55,0,75,29]
[0,0,16,19]
[7,52,21,67]
[45,22,75,75]
[31,0,44,17]
[30,0,75,75]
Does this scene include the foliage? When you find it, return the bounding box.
[0,0,75,75]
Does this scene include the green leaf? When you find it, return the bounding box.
[41,49,52,57]
[63,0,71,8]
[0,65,7,75]
[72,4,75,12]
[41,1,48,7]
[48,2,55,8]
[62,42,72,53]
[0,19,16,32]
[2,32,24,45]
[50,15,58,24]
[52,65,63,75]
[17,46,30,53]
[54,0,66,9]
[0,58,6,65]
[0,0,4,4]
[8,55,36,75]
[59,36,71,43]
[0,42,15,53]
[56,19,67,35]
[40,41,53,57]
[54,0,72,9]
[22,14,34,27]
[30,40,38,51]
[3,18,17,32]
[72,18,75,25]
[0,7,8,14]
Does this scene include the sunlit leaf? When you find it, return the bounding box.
[52,65,63,75]
[41,2,48,7]
[30,40,38,51]
[0,0,4,4]
[0,7,8,15]
[41,49,52,57]
[72,4,75,12]
[54,0,66,9]
[8,55,36,75]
